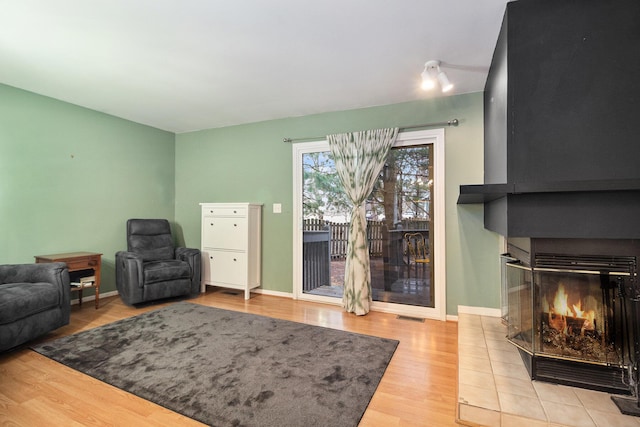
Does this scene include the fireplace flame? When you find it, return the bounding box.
[554,284,570,316]
[546,283,596,336]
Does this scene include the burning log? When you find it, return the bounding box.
[547,312,596,337]
[541,319,613,361]
[540,283,611,361]
[548,312,568,334]
[544,283,597,337]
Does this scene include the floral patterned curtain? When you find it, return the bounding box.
[327,128,398,315]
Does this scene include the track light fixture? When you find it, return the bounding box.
[421,60,453,93]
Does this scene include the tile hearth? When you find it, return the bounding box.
[457,313,640,427]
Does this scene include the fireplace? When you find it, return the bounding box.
[504,238,640,398]
[455,0,640,416]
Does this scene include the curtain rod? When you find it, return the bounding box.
[282,118,459,143]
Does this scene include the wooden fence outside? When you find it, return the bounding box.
[303,218,427,259]
[303,219,385,259]
[302,218,429,291]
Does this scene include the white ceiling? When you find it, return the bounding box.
[0,0,508,133]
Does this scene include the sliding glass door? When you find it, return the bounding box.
[292,129,446,319]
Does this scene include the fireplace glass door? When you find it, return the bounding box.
[506,256,636,368]
[534,268,619,365]
[506,262,533,354]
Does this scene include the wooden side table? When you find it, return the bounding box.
[35,252,102,309]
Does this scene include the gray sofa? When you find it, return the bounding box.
[0,262,71,352]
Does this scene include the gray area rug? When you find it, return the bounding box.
[32,302,398,427]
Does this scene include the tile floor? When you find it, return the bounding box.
[457,313,640,427]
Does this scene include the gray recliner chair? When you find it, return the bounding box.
[0,262,70,352]
[115,219,201,305]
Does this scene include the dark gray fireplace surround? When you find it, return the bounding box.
[458,0,640,239]
[458,0,640,410]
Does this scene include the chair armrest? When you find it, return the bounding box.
[175,247,201,294]
[116,251,143,262]
[115,250,147,305]
[175,247,200,260]
[115,251,144,285]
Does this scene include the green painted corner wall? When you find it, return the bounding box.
[1,82,500,315]
[175,92,501,315]
[0,84,176,295]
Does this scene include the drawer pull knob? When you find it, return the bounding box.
[210,256,213,259]
[233,258,237,262]
[233,210,237,213]
[234,224,237,227]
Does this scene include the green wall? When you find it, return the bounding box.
[1,82,501,315]
[175,92,501,315]
[0,84,176,294]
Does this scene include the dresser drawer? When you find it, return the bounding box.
[202,216,247,250]
[65,257,100,271]
[202,206,247,217]
[206,251,247,286]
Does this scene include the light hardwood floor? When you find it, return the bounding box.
[0,289,459,426]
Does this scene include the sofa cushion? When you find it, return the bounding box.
[142,260,191,285]
[0,282,60,325]
[143,278,192,301]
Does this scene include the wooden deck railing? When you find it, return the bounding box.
[302,230,331,292]
[302,218,428,291]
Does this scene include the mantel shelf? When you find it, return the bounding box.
[457,179,640,204]
[457,184,511,204]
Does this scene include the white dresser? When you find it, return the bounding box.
[200,203,262,299]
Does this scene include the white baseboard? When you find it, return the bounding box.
[71,290,119,306]
[252,288,293,299]
[457,305,501,317]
